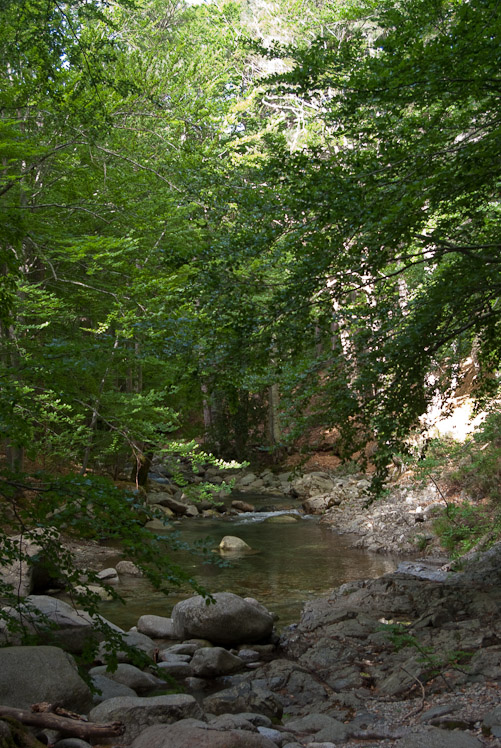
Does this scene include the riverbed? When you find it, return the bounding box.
[99,494,401,630]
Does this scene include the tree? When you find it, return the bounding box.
[237,0,501,484]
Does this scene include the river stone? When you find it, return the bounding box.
[172,592,274,646]
[218,536,253,553]
[89,695,204,743]
[130,720,278,748]
[54,740,92,748]
[97,567,119,581]
[203,681,283,720]
[394,727,482,748]
[137,614,176,639]
[264,514,299,523]
[232,500,256,512]
[239,473,258,487]
[190,646,244,677]
[4,595,123,653]
[96,630,157,663]
[0,645,92,712]
[89,663,163,693]
[285,713,348,742]
[90,674,137,703]
[302,496,335,514]
[116,560,143,577]
[291,474,335,498]
[157,660,192,678]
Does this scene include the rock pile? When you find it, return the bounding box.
[1,545,501,747]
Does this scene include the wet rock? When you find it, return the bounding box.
[264,514,299,523]
[96,567,118,582]
[232,500,256,512]
[116,560,143,577]
[218,536,253,553]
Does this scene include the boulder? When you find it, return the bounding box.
[90,674,137,704]
[238,473,258,487]
[89,695,204,743]
[291,474,335,499]
[96,630,157,663]
[116,560,143,577]
[1,595,122,653]
[394,727,482,747]
[302,496,340,514]
[203,681,283,720]
[285,713,349,742]
[156,659,192,679]
[172,593,274,646]
[264,514,299,523]
[130,720,277,748]
[137,614,176,639]
[231,501,255,513]
[89,663,163,693]
[190,647,244,677]
[218,536,253,554]
[0,645,92,712]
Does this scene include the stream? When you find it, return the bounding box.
[99,494,400,631]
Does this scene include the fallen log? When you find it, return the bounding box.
[0,705,124,740]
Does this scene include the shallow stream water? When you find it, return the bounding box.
[99,494,400,631]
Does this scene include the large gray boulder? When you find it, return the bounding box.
[89,695,204,743]
[1,595,122,653]
[172,593,274,646]
[0,645,92,712]
[131,720,277,748]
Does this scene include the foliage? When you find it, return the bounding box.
[381,621,473,690]
[0,470,210,659]
[432,502,501,558]
[245,0,501,486]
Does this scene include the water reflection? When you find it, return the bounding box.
[99,497,399,630]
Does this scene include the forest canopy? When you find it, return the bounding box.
[0,0,499,489]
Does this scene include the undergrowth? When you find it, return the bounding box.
[412,408,501,557]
